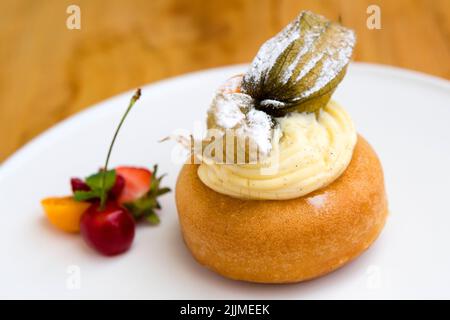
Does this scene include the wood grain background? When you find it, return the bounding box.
[0,0,449,162]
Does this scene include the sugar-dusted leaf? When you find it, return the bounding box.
[242,10,356,116]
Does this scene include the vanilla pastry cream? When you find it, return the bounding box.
[197,101,357,200]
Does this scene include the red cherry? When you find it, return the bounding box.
[80,201,135,256]
[109,174,125,199]
[71,178,90,192]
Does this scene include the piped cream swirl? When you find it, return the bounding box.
[197,100,357,200]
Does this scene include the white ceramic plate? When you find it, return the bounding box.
[1,63,449,299]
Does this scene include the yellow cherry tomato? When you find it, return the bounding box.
[41,196,91,233]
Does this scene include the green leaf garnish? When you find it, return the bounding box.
[241,10,356,116]
[74,190,101,202]
[73,170,116,202]
[86,170,116,191]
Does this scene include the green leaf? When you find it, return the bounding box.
[146,212,160,225]
[241,10,356,116]
[73,169,116,202]
[85,169,116,191]
[74,190,101,201]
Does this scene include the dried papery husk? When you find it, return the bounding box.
[174,132,274,165]
[242,10,356,116]
[206,90,275,161]
[171,11,355,163]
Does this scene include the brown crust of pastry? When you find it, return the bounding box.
[175,135,388,283]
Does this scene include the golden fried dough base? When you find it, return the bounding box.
[176,136,388,283]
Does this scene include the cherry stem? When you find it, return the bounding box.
[100,88,141,210]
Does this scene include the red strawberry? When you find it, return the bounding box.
[116,167,152,204]
[119,165,170,225]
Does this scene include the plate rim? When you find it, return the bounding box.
[1,62,449,179]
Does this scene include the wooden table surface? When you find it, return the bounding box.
[1,0,449,162]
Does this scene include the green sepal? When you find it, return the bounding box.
[146,212,160,225]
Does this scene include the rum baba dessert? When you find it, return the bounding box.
[175,11,388,283]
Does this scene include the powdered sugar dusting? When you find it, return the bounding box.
[243,18,300,89]
[207,77,274,156]
[211,93,251,129]
[237,109,273,155]
[297,29,355,99]
[280,21,324,84]
[307,193,328,209]
[260,99,286,109]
